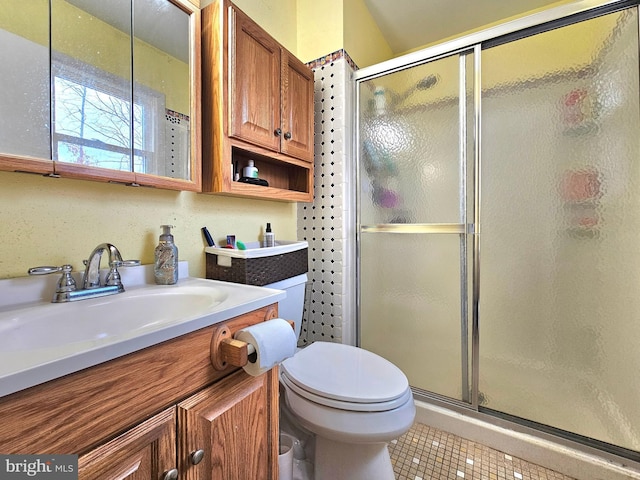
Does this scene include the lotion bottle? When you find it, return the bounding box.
[263,222,275,248]
[154,225,178,285]
[243,160,258,178]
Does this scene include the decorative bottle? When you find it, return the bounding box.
[154,225,178,285]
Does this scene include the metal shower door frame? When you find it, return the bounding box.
[354,0,633,414]
[355,44,479,407]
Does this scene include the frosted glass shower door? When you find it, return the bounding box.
[358,52,475,402]
[479,8,640,451]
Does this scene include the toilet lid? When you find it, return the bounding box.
[281,342,409,405]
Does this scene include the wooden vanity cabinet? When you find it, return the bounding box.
[202,0,314,202]
[0,305,279,480]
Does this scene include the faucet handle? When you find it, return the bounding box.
[120,259,141,267]
[28,265,70,276]
[105,259,140,289]
[28,264,77,301]
[105,262,123,288]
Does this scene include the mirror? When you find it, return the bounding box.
[0,0,199,188]
[0,1,51,162]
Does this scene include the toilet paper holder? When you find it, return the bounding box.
[210,319,295,370]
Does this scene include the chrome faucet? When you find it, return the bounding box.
[82,243,125,290]
[28,243,140,303]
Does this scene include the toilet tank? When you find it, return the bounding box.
[265,273,308,340]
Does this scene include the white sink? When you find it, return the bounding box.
[1,284,228,351]
[0,264,286,398]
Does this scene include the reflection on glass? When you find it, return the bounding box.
[359,54,461,225]
[0,0,51,159]
[133,0,191,179]
[52,64,144,171]
[51,0,133,170]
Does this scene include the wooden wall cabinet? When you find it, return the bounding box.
[202,0,315,202]
[0,305,279,480]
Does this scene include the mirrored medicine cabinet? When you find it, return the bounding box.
[0,0,201,191]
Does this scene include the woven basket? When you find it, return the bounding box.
[206,247,308,286]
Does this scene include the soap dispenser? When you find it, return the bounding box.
[154,225,178,285]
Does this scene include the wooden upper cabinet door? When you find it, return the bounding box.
[281,50,315,162]
[78,408,177,480]
[229,6,281,153]
[178,369,276,480]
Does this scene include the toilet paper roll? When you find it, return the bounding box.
[235,318,297,376]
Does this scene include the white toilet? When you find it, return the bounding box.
[268,274,416,480]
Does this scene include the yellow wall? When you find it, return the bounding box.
[0,172,295,279]
[0,0,49,46]
[296,0,393,67]
[203,0,298,53]
[297,0,343,63]
[343,0,393,68]
[398,0,579,56]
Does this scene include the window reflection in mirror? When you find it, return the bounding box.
[133,0,191,180]
[52,0,134,171]
[0,0,51,160]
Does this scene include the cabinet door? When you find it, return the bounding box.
[281,50,314,162]
[229,6,281,153]
[78,407,176,480]
[178,368,278,480]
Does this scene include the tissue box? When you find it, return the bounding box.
[205,241,308,286]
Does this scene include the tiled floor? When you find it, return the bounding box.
[389,422,577,480]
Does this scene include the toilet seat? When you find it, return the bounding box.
[281,370,412,412]
[280,342,411,412]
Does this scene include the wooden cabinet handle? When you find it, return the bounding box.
[283,131,292,140]
[274,128,282,136]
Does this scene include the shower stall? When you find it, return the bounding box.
[355,0,640,461]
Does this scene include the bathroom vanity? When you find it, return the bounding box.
[0,266,286,480]
[0,305,279,479]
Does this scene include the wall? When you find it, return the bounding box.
[342,0,393,68]
[0,0,298,280]
[296,0,393,68]
[201,0,298,53]
[0,172,295,279]
[297,0,343,64]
